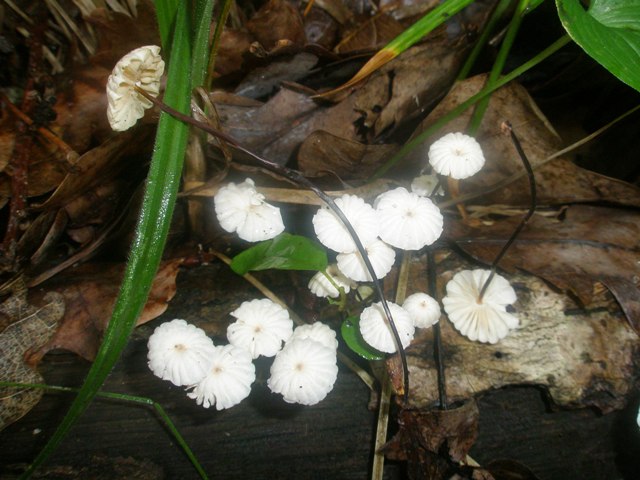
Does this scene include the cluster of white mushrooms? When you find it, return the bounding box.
[106,45,521,408]
[148,301,339,410]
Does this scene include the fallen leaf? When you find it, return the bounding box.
[303,6,340,49]
[0,289,65,430]
[405,75,640,207]
[447,204,640,330]
[334,12,405,54]
[27,258,184,362]
[246,0,306,51]
[382,400,480,479]
[297,130,396,179]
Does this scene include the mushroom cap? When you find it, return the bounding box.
[268,338,338,405]
[442,269,518,344]
[336,239,396,282]
[227,298,293,358]
[411,174,444,197]
[308,264,356,298]
[359,301,415,353]
[290,322,339,351]
[374,187,443,250]
[214,179,285,242]
[402,292,441,328]
[107,45,165,131]
[428,132,485,179]
[213,178,284,242]
[187,344,255,410]
[147,319,216,386]
[312,194,379,253]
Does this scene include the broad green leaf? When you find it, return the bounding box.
[556,0,640,92]
[230,233,328,275]
[341,316,385,361]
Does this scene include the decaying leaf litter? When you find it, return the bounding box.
[1,0,639,478]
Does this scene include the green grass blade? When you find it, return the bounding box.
[371,35,571,179]
[468,0,533,134]
[154,0,180,49]
[1,382,208,480]
[20,1,215,476]
[458,0,515,81]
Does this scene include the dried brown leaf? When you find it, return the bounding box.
[334,12,405,54]
[246,0,306,51]
[406,75,640,207]
[298,130,396,179]
[382,400,479,479]
[447,205,640,327]
[27,258,183,362]
[0,289,65,430]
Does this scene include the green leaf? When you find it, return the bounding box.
[557,0,640,92]
[341,316,385,361]
[230,233,328,275]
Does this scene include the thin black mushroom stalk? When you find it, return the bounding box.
[133,85,412,403]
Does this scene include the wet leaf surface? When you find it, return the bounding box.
[27,258,183,362]
[0,288,64,430]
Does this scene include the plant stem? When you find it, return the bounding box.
[478,122,536,301]
[1,381,208,480]
[428,250,448,409]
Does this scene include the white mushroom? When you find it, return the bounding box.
[308,264,356,298]
[186,344,255,410]
[312,194,379,253]
[268,338,338,406]
[442,269,518,344]
[147,319,216,386]
[374,187,443,251]
[428,132,485,179]
[336,239,396,282]
[403,292,441,328]
[359,301,415,353]
[214,178,285,242]
[227,298,293,358]
[411,174,444,197]
[289,322,339,351]
[107,45,165,131]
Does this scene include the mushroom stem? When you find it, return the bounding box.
[428,249,448,409]
[478,121,536,301]
[136,86,410,401]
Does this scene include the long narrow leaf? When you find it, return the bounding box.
[21,2,215,476]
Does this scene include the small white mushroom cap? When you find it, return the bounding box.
[428,132,485,179]
[336,239,396,282]
[374,187,443,250]
[147,319,216,386]
[442,269,518,344]
[307,264,356,298]
[268,338,338,405]
[214,178,285,242]
[411,174,444,197]
[359,301,415,353]
[402,292,441,328]
[186,344,255,410]
[227,298,293,358]
[290,322,339,351]
[312,194,379,253]
[107,45,165,131]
